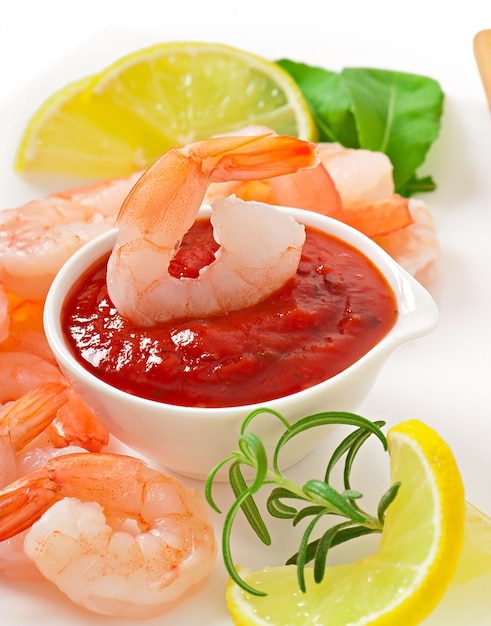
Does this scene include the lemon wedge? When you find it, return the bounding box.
[226,419,465,626]
[452,501,491,584]
[15,41,317,179]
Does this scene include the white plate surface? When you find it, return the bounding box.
[1,1,491,624]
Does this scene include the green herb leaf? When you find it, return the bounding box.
[377,481,401,524]
[276,59,359,147]
[229,461,271,545]
[272,411,387,474]
[205,409,394,596]
[276,60,444,196]
[397,173,437,196]
[286,524,382,567]
[267,487,301,519]
[341,67,444,192]
[324,420,386,485]
[313,521,355,583]
[293,505,328,526]
[302,480,367,522]
[295,510,327,592]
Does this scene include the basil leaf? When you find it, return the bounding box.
[276,59,359,147]
[276,60,444,197]
[341,67,444,192]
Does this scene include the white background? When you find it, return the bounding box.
[1,1,491,624]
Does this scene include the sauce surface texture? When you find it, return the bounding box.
[63,219,397,407]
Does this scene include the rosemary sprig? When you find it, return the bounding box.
[205,408,400,596]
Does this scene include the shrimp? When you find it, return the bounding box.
[0,382,73,580]
[316,143,439,279]
[316,142,396,203]
[0,173,140,301]
[0,292,55,364]
[0,352,64,404]
[106,133,318,326]
[0,351,109,451]
[0,382,68,490]
[204,126,343,218]
[24,387,110,453]
[0,381,71,461]
[0,283,9,343]
[373,198,439,283]
[41,387,110,452]
[0,453,217,618]
[205,131,438,282]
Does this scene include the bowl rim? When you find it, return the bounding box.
[44,205,439,417]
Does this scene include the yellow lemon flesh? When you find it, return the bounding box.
[226,419,465,626]
[15,42,317,179]
[452,501,491,585]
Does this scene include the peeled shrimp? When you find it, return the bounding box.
[106,133,318,325]
[0,173,140,301]
[316,143,439,279]
[0,382,72,580]
[0,453,217,618]
[0,381,70,461]
[0,352,63,404]
[316,142,396,204]
[373,198,439,283]
[40,387,110,452]
[204,130,343,218]
[0,351,109,451]
[0,293,55,363]
[0,284,8,344]
[206,132,438,282]
[0,382,70,492]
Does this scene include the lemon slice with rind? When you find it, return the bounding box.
[452,501,491,584]
[15,41,317,179]
[226,419,465,626]
[15,74,144,178]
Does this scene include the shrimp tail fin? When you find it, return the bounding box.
[188,133,319,182]
[0,471,62,539]
[3,382,71,452]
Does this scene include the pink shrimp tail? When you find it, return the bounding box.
[224,164,344,218]
[0,470,63,539]
[1,381,71,451]
[45,388,109,452]
[185,132,319,182]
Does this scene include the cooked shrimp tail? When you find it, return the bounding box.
[0,452,217,618]
[0,468,62,537]
[42,387,109,452]
[0,382,69,489]
[0,381,70,453]
[107,133,318,326]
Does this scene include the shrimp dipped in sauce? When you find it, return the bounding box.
[106,132,319,325]
[0,452,217,618]
[205,129,439,284]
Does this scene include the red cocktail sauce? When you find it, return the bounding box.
[62,219,397,408]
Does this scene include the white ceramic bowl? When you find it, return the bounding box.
[44,206,438,480]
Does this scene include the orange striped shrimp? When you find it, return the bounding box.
[106,132,318,325]
[0,452,217,618]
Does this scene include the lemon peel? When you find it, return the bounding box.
[226,419,465,626]
[15,41,317,179]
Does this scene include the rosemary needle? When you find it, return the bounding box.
[205,408,398,595]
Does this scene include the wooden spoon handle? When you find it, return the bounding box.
[474,30,491,110]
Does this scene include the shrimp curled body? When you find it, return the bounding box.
[0,453,217,618]
[106,133,318,326]
[0,174,139,301]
